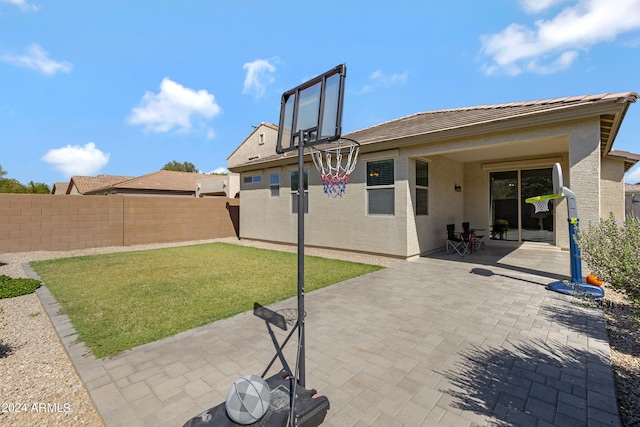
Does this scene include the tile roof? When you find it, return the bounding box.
[228,92,638,172]
[69,175,133,194]
[608,150,640,171]
[105,170,212,192]
[51,182,70,194]
[344,92,638,145]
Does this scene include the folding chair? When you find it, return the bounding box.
[446,224,470,256]
[463,222,484,251]
[462,222,476,253]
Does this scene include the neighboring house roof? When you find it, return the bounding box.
[67,175,133,194]
[607,150,640,172]
[84,170,213,196]
[51,182,70,194]
[229,92,639,172]
[626,183,640,193]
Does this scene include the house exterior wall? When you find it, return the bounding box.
[228,125,279,169]
[627,192,640,218]
[0,194,239,253]
[234,114,629,257]
[600,157,626,221]
[239,150,412,257]
[407,155,464,256]
[568,118,601,235]
[463,161,490,240]
[196,173,240,198]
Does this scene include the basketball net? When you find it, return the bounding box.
[531,199,550,214]
[309,138,360,197]
[525,193,559,214]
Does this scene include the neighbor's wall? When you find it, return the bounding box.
[0,194,239,253]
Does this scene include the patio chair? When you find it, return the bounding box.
[462,222,484,251]
[460,222,476,253]
[446,224,469,256]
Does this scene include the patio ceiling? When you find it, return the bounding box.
[437,136,568,163]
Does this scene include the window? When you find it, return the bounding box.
[243,174,261,184]
[259,133,265,145]
[290,170,308,191]
[367,159,394,215]
[290,170,309,214]
[416,160,429,215]
[269,173,280,197]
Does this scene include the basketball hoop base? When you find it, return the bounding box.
[547,280,604,299]
[183,372,329,427]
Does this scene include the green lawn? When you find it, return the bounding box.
[31,242,382,358]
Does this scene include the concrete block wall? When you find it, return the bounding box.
[0,194,239,253]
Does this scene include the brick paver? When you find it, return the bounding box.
[34,245,621,426]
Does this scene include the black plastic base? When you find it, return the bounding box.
[183,372,329,427]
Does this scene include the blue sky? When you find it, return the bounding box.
[1,0,640,186]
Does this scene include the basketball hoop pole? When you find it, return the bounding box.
[296,130,307,388]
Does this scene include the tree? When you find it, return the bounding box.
[27,181,51,194]
[0,178,25,193]
[162,161,198,173]
[0,165,50,193]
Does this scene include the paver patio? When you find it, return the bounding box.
[32,243,620,426]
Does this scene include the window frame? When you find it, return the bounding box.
[415,160,429,216]
[243,174,262,184]
[269,173,280,197]
[366,159,395,216]
[290,170,309,214]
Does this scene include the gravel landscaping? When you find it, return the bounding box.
[0,239,637,426]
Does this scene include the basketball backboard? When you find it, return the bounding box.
[276,64,346,154]
[552,162,563,196]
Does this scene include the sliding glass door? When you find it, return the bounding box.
[490,168,554,243]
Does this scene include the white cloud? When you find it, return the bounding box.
[480,0,640,75]
[370,70,408,86]
[1,0,38,12]
[626,164,640,183]
[42,142,109,177]
[520,0,571,13]
[128,78,221,133]
[242,59,277,99]
[1,44,72,76]
[355,70,408,94]
[210,167,228,174]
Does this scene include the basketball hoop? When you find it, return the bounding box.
[309,137,360,197]
[526,193,559,214]
[531,199,550,214]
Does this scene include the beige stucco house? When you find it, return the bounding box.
[229,93,639,258]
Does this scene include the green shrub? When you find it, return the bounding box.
[577,213,640,304]
[0,275,41,299]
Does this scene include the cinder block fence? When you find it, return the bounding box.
[0,194,239,253]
